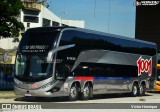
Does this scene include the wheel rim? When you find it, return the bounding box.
[83,86,89,97]
[139,85,143,95]
[70,87,77,98]
[133,86,137,95]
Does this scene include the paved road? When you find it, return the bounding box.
[0,92,160,103]
[0,91,160,112]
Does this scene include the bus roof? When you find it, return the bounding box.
[26,26,156,47]
[63,27,156,47]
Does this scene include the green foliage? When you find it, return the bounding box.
[0,0,24,38]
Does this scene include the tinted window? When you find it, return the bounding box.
[60,30,156,56]
[60,30,75,45]
[74,63,138,77]
[19,30,60,54]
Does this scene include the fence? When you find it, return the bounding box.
[0,64,14,90]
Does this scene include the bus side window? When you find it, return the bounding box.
[63,65,71,78]
[56,61,71,80]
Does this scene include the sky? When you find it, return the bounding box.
[47,0,136,38]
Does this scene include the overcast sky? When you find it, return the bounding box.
[48,0,136,38]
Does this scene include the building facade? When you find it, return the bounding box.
[0,0,84,90]
[22,1,84,31]
[0,0,85,51]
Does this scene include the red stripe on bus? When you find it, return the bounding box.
[75,76,93,80]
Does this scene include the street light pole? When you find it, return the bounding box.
[60,11,66,26]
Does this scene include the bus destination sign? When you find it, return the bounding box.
[22,45,49,53]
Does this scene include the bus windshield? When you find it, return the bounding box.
[15,29,60,82]
[15,53,53,82]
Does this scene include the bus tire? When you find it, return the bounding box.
[131,83,138,97]
[89,86,93,99]
[81,83,92,100]
[69,83,78,101]
[138,84,146,96]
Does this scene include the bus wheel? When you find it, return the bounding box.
[81,83,92,100]
[131,83,138,97]
[69,83,78,101]
[138,84,146,96]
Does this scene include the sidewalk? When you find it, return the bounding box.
[0,91,16,99]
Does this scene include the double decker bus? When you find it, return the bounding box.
[12,27,157,101]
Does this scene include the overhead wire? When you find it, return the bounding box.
[94,0,96,20]
[107,0,110,33]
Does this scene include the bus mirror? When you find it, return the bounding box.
[47,44,75,63]
[3,47,17,63]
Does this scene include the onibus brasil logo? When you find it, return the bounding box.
[137,56,152,76]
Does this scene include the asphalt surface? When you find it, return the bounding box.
[0,91,160,112]
[0,91,16,99]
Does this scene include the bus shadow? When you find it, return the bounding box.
[14,96,71,102]
[147,91,160,94]
[92,93,152,100]
[14,93,153,102]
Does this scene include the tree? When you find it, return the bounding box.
[0,0,24,38]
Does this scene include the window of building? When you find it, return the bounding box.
[43,18,51,27]
[52,21,60,26]
[27,23,30,27]
[62,24,68,27]
[23,9,40,15]
[24,16,39,23]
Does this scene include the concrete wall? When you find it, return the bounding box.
[0,38,19,50]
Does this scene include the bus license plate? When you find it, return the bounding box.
[25,93,32,96]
